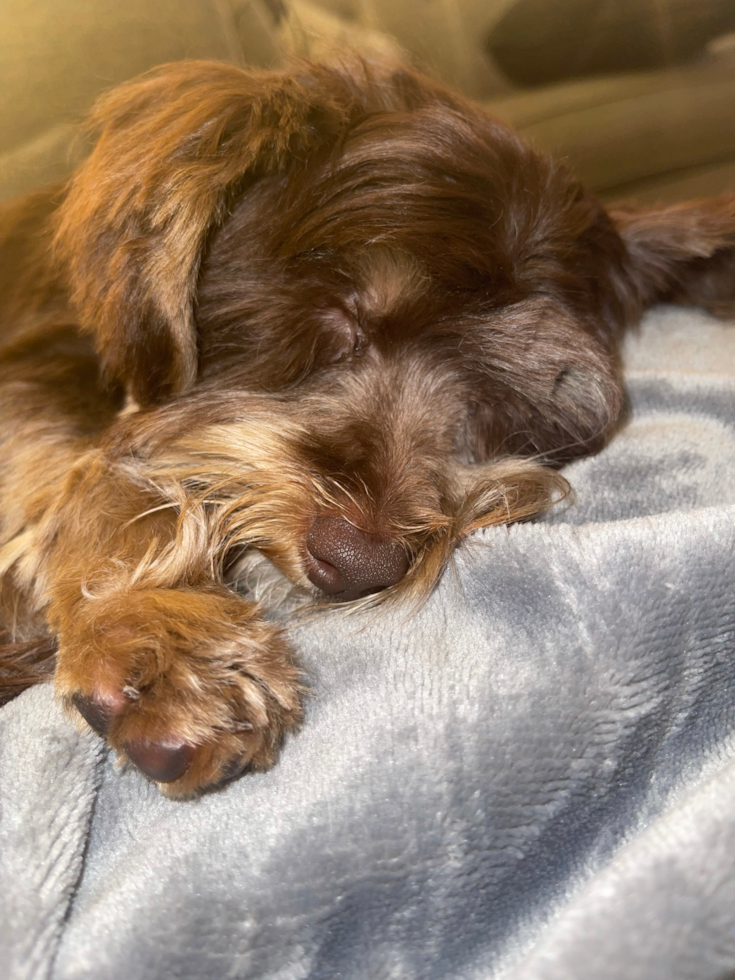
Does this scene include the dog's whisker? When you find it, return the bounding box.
[121,502,180,531]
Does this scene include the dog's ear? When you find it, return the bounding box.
[609,196,735,317]
[53,61,358,406]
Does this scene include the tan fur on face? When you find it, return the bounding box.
[354,248,428,319]
[2,58,734,794]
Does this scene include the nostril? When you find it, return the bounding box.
[306,516,409,600]
[308,556,343,593]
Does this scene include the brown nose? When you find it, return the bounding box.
[306,517,409,600]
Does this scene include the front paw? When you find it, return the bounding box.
[53,587,303,796]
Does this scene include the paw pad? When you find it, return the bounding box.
[72,691,195,782]
[123,738,195,782]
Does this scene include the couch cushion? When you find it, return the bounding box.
[486,0,735,87]
[487,47,735,199]
[0,0,287,201]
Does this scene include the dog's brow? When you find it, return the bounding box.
[355,247,428,318]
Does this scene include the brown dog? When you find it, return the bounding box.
[0,59,733,796]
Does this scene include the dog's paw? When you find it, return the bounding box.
[54,587,303,796]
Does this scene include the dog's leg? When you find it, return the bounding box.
[0,349,302,795]
[32,445,304,796]
[0,573,57,706]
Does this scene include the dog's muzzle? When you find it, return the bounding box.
[306,516,408,601]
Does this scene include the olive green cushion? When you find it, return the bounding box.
[487,48,735,201]
[0,0,286,201]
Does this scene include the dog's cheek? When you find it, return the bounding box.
[542,353,625,456]
[518,302,625,456]
[552,360,621,425]
[469,340,623,462]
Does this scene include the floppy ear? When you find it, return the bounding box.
[610,196,735,318]
[53,60,359,406]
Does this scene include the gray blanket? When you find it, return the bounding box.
[1,305,734,980]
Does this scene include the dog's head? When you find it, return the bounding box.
[54,59,735,602]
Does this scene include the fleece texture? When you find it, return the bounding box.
[0,304,734,980]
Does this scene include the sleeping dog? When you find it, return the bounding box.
[0,58,733,795]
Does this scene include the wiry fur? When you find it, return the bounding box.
[1,58,734,796]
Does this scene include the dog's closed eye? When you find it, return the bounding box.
[321,306,367,363]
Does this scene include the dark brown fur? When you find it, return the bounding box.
[1,59,733,795]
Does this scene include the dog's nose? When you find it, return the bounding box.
[306,517,409,600]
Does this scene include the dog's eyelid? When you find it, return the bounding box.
[352,324,367,353]
[321,304,355,330]
[320,305,368,362]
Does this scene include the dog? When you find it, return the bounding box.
[0,58,733,796]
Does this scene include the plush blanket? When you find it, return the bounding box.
[1,305,734,980]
